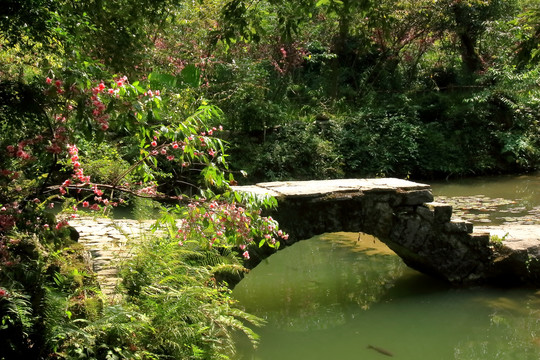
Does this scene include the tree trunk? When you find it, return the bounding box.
[452,4,484,73]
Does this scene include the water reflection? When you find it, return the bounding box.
[234,231,540,360]
[234,233,410,333]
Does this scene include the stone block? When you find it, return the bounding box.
[400,189,434,206]
[469,232,490,246]
[416,206,434,222]
[444,219,473,234]
[426,202,453,223]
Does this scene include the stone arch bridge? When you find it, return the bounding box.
[233,178,540,286]
[71,178,540,296]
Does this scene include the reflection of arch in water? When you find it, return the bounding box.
[233,232,410,331]
[235,179,493,286]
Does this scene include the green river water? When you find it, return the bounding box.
[233,173,540,360]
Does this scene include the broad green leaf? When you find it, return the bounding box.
[180,65,201,87]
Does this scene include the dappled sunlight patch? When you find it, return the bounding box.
[318,231,398,256]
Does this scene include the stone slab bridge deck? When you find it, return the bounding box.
[233,178,540,286]
[70,178,540,296]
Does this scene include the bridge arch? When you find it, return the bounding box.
[234,179,493,285]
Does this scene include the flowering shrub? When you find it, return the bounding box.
[160,195,288,260]
[0,71,286,357]
[1,71,288,267]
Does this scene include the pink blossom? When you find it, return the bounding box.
[167,155,175,161]
[82,201,89,208]
[67,144,78,155]
[55,220,68,230]
[208,148,216,157]
[46,77,52,84]
[242,251,250,259]
[151,141,157,147]
[0,288,8,297]
[16,149,29,159]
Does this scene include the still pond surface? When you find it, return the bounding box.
[233,173,540,359]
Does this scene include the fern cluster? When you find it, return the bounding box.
[117,233,262,359]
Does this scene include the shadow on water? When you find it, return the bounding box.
[379,270,450,300]
[234,230,540,360]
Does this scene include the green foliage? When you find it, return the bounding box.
[2,0,540,357]
[119,234,263,359]
[0,0,59,49]
[338,104,421,177]
[231,121,343,182]
[78,141,133,185]
[0,225,103,359]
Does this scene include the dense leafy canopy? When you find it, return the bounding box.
[1,0,540,358]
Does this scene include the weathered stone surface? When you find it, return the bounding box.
[234,178,540,286]
[469,232,490,246]
[400,189,434,205]
[416,206,434,222]
[474,225,540,284]
[69,217,153,298]
[427,202,453,223]
[234,178,430,199]
[71,179,540,292]
[443,219,474,234]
